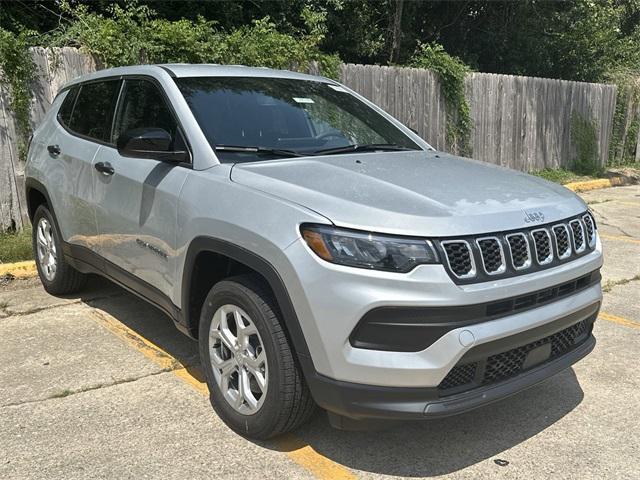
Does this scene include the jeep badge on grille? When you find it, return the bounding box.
[523,210,545,223]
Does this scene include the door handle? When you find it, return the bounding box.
[95,161,115,176]
[47,144,61,156]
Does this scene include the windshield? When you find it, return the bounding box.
[175,77,421,162]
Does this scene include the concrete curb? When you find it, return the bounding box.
[0,260,37,279]
[565,176,631,193]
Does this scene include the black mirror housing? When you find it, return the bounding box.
[117,127,188,163]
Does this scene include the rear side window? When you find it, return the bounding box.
[57,87,79,127]
[68,80,121,143]
[112,79,180,146]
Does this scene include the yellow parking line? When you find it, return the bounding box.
[89,308,356,480]
[599,234,640,245]
[0,260,37,278]
[599,312,640,330]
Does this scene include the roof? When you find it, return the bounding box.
[61,64,333,90]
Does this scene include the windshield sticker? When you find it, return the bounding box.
[328,85,348,93]
[293,97,315,104]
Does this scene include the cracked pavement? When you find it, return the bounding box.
[1,185,639,479]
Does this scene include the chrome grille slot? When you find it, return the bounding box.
[476,237,506,275]
[570,219,586,253]
[441,240,476,278]
[552,224,572,260]
[531,229,553,265]
[582,214,596,246]
[505,233,531,270]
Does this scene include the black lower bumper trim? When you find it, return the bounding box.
[306,310,598,421]
[308,335,595,420]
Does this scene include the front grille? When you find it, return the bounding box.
[438,363,477,390]
[552,224,571,259]
[442,241,474,278]
[532,229,553,264]
[476,237,505,274]
[570,219,586,253]
[437,212,596,283]
[583,214,595,246]
[438,319,591,393]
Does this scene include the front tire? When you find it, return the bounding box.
[32,205,87,295]
[199,274,316,439]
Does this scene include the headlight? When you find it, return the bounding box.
[301,224,439,272]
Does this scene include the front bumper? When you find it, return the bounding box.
[283,236,603,388]
[305,305,597,420]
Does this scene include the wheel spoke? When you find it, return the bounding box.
[245,363,267,392]
[37,223,47,246]
[239,368,258,409]
[235,370,247,408]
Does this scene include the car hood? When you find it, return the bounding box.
[230,150,587,236]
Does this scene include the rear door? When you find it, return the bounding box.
[48,79,121,255]
[92,77,190,299]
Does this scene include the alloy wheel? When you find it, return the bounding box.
[208,304,268,415]
[36,217,57,281]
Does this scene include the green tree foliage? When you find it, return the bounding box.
[0,27,37,160]
[51,1,340,77]
[3,0,640,84]
[570,113,602,175]
[410,43,472,155]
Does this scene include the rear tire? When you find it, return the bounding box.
[199,274,316,439]
[32,205,87,295]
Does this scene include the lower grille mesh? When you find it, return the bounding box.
[438,319,590,393]
[438,363,477,390]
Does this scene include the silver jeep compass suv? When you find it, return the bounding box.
[26,65,602,438]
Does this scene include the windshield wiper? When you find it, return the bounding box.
[312,143,416,156]
[215,145,306,158]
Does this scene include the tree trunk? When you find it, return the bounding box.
[388,0,405,64]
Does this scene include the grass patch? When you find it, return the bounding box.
[0,227,33,263]
[602,274,640,293]
[532,168,602,185]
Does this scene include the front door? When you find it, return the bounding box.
[92,78,190,299]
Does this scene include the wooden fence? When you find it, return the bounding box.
[0,48,97,231]
[340,64,618,171]
[0,49,624,231]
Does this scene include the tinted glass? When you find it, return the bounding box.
[57,87,79,127]
[113,79,182,149]
[68,80,121,142]
[176,77,420,163]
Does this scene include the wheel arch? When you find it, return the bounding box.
[25,178,54,222]
[181,236,315,371]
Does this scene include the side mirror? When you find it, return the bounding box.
[116,127,188,162]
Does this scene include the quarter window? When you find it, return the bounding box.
[68,80,121,143]
[57,87,79,127]
[112,79,183,150]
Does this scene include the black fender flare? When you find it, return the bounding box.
[181,236,316,374]
[25,178,55,221]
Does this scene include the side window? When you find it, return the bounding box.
[112,79,184,150]
[68,80,121,143]
[57,87,79,127]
